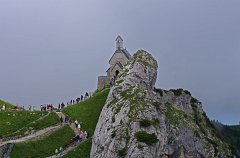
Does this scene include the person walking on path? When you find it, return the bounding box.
[77,123,81,131]
[55,148,58,155]
[59,146,63,155]
[60,117,63,124]
[0,135,3,145]
[74,120,78,128]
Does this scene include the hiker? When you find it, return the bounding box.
[59,146,63,155]
[77,123,81,131]
[0,135,3,144]
[61,102,65,109]
[110,77,115,87]
[60,117,63,123]
[55,148,58,155]
[69,118,72,124]
[64,116,68,123]
[76,97,80,103]
[71,135,80,143]
[85,92,89,99]
[81,95,83,101]
[84,131,88,139]
[2,104,6,111]
[79,131,84,140]
[74,120,78,128]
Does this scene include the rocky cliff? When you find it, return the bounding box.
[91,50,233,158]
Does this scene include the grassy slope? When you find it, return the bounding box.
[7,112,60,137]
[62,139,92,158]
[0,99,15,108]
[10,125,75,158]
[0,110,42,137]
[62,88,110,158]
[63,88,110,136]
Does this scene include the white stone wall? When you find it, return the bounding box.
[97,76,110,90]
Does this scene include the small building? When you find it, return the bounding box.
[97,36,131,90]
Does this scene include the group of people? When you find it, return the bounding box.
[0,104,7,111]
[60,116,71,124]
[54,118,88,156]
[58,92,91,110]
[1,91,92,113]
[110,76,117,87]
[71,119,88,143]
[0,104,20,111]
[71,130,88,143]
[40,104,54,111]
[55,146,63,156]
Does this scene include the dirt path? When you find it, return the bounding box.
[1,111,82,158]
[46,112,87,158]
[0,112,78,147]
[6,112,51,138]
[56,112,79,135]
[46,139,88,158]
[0,124,61,147]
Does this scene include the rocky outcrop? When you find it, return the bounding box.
[0,143,14,158]
[91,50,233,158]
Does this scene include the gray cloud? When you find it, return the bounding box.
[0,0,239,124]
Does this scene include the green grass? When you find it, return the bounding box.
[28,112,60,130]
[0,110,43,137]
[62,88,110,157]
[10,125,75,158]
[7,112,60,137]
[0,99,15,108]
[165,103,186,127]
[63,88,110,136]
[62,139,92,158]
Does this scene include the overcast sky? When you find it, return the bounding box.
[0,0,239,125]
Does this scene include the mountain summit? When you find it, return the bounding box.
[91,50,233,158]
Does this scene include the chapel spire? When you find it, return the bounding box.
[116,35,123,50]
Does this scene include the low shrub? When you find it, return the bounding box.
[170,89,183,96]
[184,90,191,96]
[154,88,163,96]
[140,119,151,127]
[118,147,127,157]
[111,130,116,138]
[134,131,158,145]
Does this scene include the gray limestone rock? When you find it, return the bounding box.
[91,50,233,158]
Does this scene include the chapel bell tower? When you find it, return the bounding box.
[116,35,123,50]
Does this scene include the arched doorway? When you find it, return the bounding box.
[115,70,120,76]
